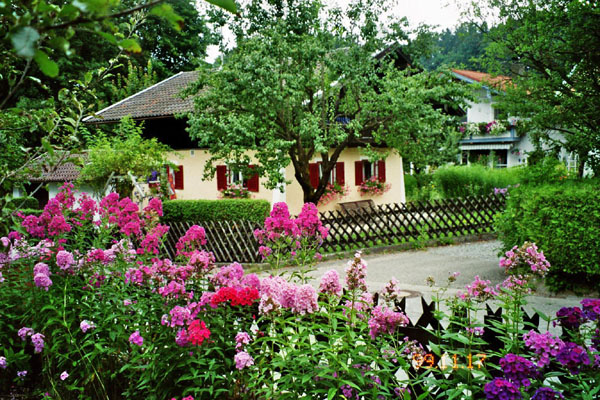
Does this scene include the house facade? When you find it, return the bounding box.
[84,72,405,214]
[453,69,578,170]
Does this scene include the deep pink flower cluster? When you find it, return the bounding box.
[556,342,591,374]
[555,307,584,330]
[137,224,170,255]
[143,198,163,218]
[176,225,207,257]
[187,320,210,346]
[71,193,97,224]
[33,262,52,291]
[99,193,143,236]
[188,250,215,275]
[295,203,328,240]
[129,330,143,346]
[319,270,342,296]
[345,252,367,292]
[484,378,522,400]
[158,280,189,299]
[459,275,498,301]
[210,286,260,307]
[359,176,391,197]
[499,242,550,278]
[499,353,539,387]
[367,305,409,339]
[523,330,564,368]
[317,183,349,206]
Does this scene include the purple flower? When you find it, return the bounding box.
[17,370,27,379]
[531,387,564,400]
[80,320,95,333]
[18,327,33,341]
[523,330,564,368]
[34,273,53,291]
[33,262,50,276]
[234,351,254,370]
[31,333,45,353]
[484,378,522,400]
[129,330,143,346]
[319,270,342,296]
[581,298,600,321]
[56,250,75,271]
[556,342,591,374]
[499,353,538,387]
[60,371,69,381]
[0,356,6,369]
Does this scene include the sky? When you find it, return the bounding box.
[204,0,472,62]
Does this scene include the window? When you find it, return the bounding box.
[309,162,345,188]
[355,160,386,185]
[216,165,259,192]
[166,165,184,190]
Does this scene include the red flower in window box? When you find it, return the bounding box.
[359,177,390,197]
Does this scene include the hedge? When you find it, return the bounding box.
[162,199,271,223]
[7,196,39,210]
[433,165,523,198]
[495,181,600,291]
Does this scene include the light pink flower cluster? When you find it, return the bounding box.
[497,274,531,294]
[188,250,215,275]
[33,262,52,291]
[458,275,498,301]
[319,270,342,296]
[80,320,96,333]
[317,183,349,207]
[368,306,409,339]
[523,330,564,367]
[210,262,245,288]
[258,276,318,315]
[345,252,368,292]
[344,292,374,319]
[158,280,189,300]
[233,331,254,370]
[176,225,207,257]
[56,250,75,272]
[18,327,45,353]
[381,277,403,304]
[235,332,252,351]
[499,242,550,278]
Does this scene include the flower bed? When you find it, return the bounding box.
[0,185,598,399]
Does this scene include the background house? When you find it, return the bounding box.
[453,69,578,170]
[83,72,405,214]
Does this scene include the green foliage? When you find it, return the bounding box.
[188,0,471,204]
[433,165,522,198]
[162,199,271,223]
[496,181,600,291]
[403,174,418,199]
[14,208,43,217]
[472,0,600,177]
[78,117,173,196]
[6,197,39,210]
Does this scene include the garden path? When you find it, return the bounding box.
[308,240,588,325]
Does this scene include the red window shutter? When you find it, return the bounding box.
[216,165,227,190]
[377,160,386,182]
[247,165,259,192]
[174,165,184,189]
[335,162,345,185]
[354,161,363,185]
[309,163,319,188]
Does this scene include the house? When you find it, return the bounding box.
[452,69,578,170]
[83,72,406,214]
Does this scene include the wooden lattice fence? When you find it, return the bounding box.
[163,194,506,263]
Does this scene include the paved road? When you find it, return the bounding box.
[305,240,589,325]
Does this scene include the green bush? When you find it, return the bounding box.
[16,208,43,217]
[404,174,418,199]
[7,196,39,210]
[433,165,522,198]
[162,199,271,223]
[495,181,600,291]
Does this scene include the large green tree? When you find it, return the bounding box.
[471,0,600,176]
[188,0,471,204]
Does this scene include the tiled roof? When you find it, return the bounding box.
[83,71,199,123]
[29,160,81,182]
[452,69,512,90]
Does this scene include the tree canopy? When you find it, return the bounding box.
[188,0,471,203]
[472,0,600,176]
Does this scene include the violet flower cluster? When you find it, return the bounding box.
[499,353,539,387]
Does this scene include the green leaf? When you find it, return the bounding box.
[327,387,337,400]
[41,137,54,156]
[119,39,141,53]
[11,27,40,58]
[149,4,184,31]
[34,50,59,77]
[204,0,237,13]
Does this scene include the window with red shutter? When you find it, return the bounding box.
[335,162,345,185]
[354,161,364,185]
[174,165,184,189]
[247,165,259,192]
[309,163,320,188]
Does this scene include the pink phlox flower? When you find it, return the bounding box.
[176,225,207,256]
[295,203,328,239]
[129,330,143,346]
[31,333,45,353]
[33,262,51,276]
[0,356,6,369]
[210,262,244,288]
[523,330,564,368]
[143,198,163,218]
[241,273,261,289]
[319,270,342,296]
[18,327,34,341]
[368,305,409,339]
[34,273,53,291]
[188,250,215,274]
[80,320,96,333]
[60,371,69,381]
[1,237,10,247]
[343,292,374,319]
[459,275,498,301]
[381,277,403,304]
[56,250,75,272]
[235,332,252,350]
[345,252,368,292]
[498,275,531,293]
[175,329,189,346]
[234,351,254,370]
[158,280,187,299]
[292,284,319,315]
[138,224,170,255]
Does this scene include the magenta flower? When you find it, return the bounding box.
[56,250,75,271]
[556,342,591,374]
[368,306,409,339]
[0,356,6,369]
[129,330,143,346]
[234,351,254,370]
[499,353,538,387]
[319,270,342,296]
[60,371,69,381]
[33,262,50,276]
